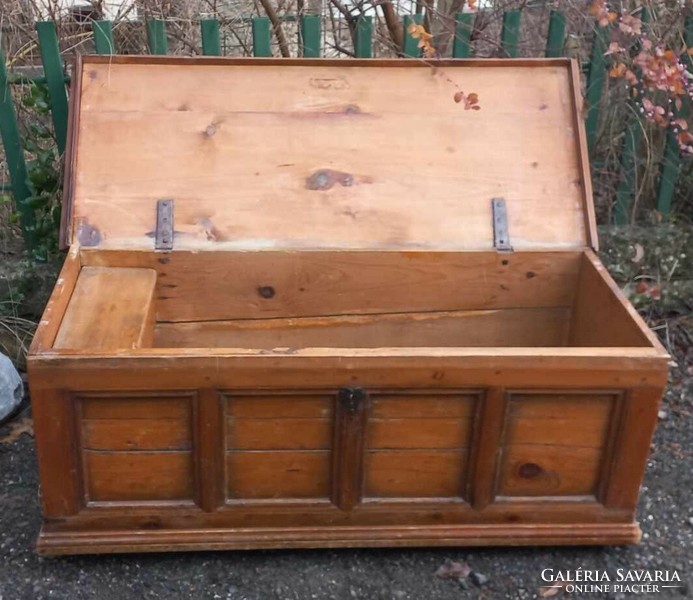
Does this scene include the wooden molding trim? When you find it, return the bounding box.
[37,522,641,555]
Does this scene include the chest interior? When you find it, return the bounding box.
[51,247,654,352]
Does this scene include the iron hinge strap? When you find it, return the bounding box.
[492,197,513,252]
[155,198,174,250]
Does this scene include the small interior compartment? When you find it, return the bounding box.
[53,249,656,352]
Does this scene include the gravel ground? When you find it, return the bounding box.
[1,369,691,600]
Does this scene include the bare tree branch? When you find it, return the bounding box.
[257,0,291,57]
[378,1,403,51]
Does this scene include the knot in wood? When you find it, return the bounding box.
[306,169,355,191]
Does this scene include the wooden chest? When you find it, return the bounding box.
[28,56,669,555]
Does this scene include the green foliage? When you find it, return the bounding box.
[0,193,19,225]
[20,82,61,262]
[600,223,693,314]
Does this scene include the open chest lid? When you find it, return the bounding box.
[62,55,596,251]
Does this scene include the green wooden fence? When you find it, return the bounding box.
[1,12,692,251]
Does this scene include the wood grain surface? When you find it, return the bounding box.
[54,266,156,350]
[69,59,592,251]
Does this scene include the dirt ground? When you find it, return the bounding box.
[1,362,691,600]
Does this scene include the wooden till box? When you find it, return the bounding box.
[28,56,669,554]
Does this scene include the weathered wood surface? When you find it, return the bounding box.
[82,250,582,322]
[155,307,571,348]
[54,266,156,350]
[569,251,666,349]
[79,394,194,503]
[29,247,81,352]
[68,57,593,251]
[498,392,615,497]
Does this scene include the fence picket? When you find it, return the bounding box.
[585,25,609,151]
[201,19,221,56]
[613,8,651,225]
[35,21,69,155]
[301,15,321,57]
[354,15,373,58]
[252,17,272,57]
[403,14,423,57]
[453,13,474,58]
[93,20,115,54]
[500,10,521,58]
[545,11,566,57]
[0,46,33,248]
[656,14,693,215]
[146,19,168,55]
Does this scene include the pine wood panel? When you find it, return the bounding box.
[84,452,194,502]
[71,59,590,251]
[82,419,191,451]
[506,392,614,420]
[367,418,472,449]
[570,252,665,348]
[225,395,333,419]
[30,350,668,393]
[79,395,194,502]
[31,389,82,517]
[82,250,582,323]
[54,266,156,350]
[226,451,331,499]
[498,392,615,497]
[224,393,334,500]
[364,450,468,498]
[81,396,191,420]
[498,445,605,497]
[155,307,571,349]
[364,393,474,498]
[226,418,332,450]
[601,387,662,509]
[370,394,477,419]
[30,247,81,352]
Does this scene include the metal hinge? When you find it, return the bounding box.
[491,197,513,252]
[155,199,174,250]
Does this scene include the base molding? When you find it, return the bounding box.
[37,522,642,555]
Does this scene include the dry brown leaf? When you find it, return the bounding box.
[605,41,623,55]
[1,416,34,444]
[635,280,650,294]
[609,63,626,78]
[673,118,689,131]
